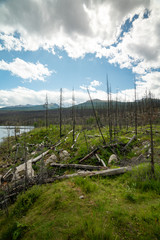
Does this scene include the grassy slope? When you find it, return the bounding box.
[0,170,160,240]
[0,125,160,239]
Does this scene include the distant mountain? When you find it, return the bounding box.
[75,98,160,109]
[75,99,107,109]
[0,103,59,111]
[75,99,124,109]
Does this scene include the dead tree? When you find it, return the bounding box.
[134,78,138,136]
[24,133,28,191]
[106,76,112,142]
[45,94,48,129]
[83,130,89,152]
[6,125,11,154]
[39,154,45,184]
[72,88,76,143]
[59,88,63,138]
[87,88,106,144]
[148,92,154,176]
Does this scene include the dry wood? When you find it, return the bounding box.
[79,147,99,163]
[2,131,74,181]
[71,132,80,149]
[50,163,107,170]
[95,154,107,167]
[123,135,136,150]
[0,166,131,209]
[87,135,101,138]
[31,150,50,163]
[43,167,131,184]
[103,142,125,149]
[3,168,12,180]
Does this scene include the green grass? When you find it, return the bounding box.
[126,163,160,194]
[0,168,160,240]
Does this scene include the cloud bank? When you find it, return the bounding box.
[0,84,148,109]
[0,0,160,98]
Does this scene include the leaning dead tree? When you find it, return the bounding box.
[72,88,76,143]
[106,76,113,142]
[87,88,106,144]
[59,88,63,138]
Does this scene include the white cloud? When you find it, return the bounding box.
[0,0,149,58]
[0,0,160,97]
[0,86,109,108]
[96,0,160,97]
[0,58,52,81]
[80,79,102,92]
[1,83,155,108]
[0,87,85,107]
[91,80,101,87]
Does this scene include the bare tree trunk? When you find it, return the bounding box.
[59,88,63,138]
[149,93,154,176]
[45,94,48,129]
[134,78,138,136]
[106,77,112,142]
[6,125,11,154]
[83,130,89,152]
[72,88,76,143]
[24,133,28,191]
[87,88,106,144]
[40,155,45,184]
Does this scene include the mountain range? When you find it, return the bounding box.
[0,103,59,111]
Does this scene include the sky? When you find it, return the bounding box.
[0,0,160,107]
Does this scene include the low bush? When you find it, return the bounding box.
[1,222,28,240]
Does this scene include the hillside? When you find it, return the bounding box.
[0,125,160,239]
[0,172,160,240]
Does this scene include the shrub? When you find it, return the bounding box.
[1,222,28,240]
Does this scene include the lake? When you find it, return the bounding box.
[0,126,34,143]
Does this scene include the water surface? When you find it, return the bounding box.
[0,126,34,143]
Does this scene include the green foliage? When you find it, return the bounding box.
[1,222,28,240]
[86,116,95,125]
[11,186,42,217]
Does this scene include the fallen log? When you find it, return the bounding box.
[123,135,136,150]
[71,132,81,149]
[95,154,107,167]
[103,142,126,149]
[31,150,50,163]
[0,166,131,209]
[50,163,107,171]
[79,148,99,163]
[43,167,131,184]
[87,135,101,138]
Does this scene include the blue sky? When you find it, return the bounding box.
[0,0,160,107]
